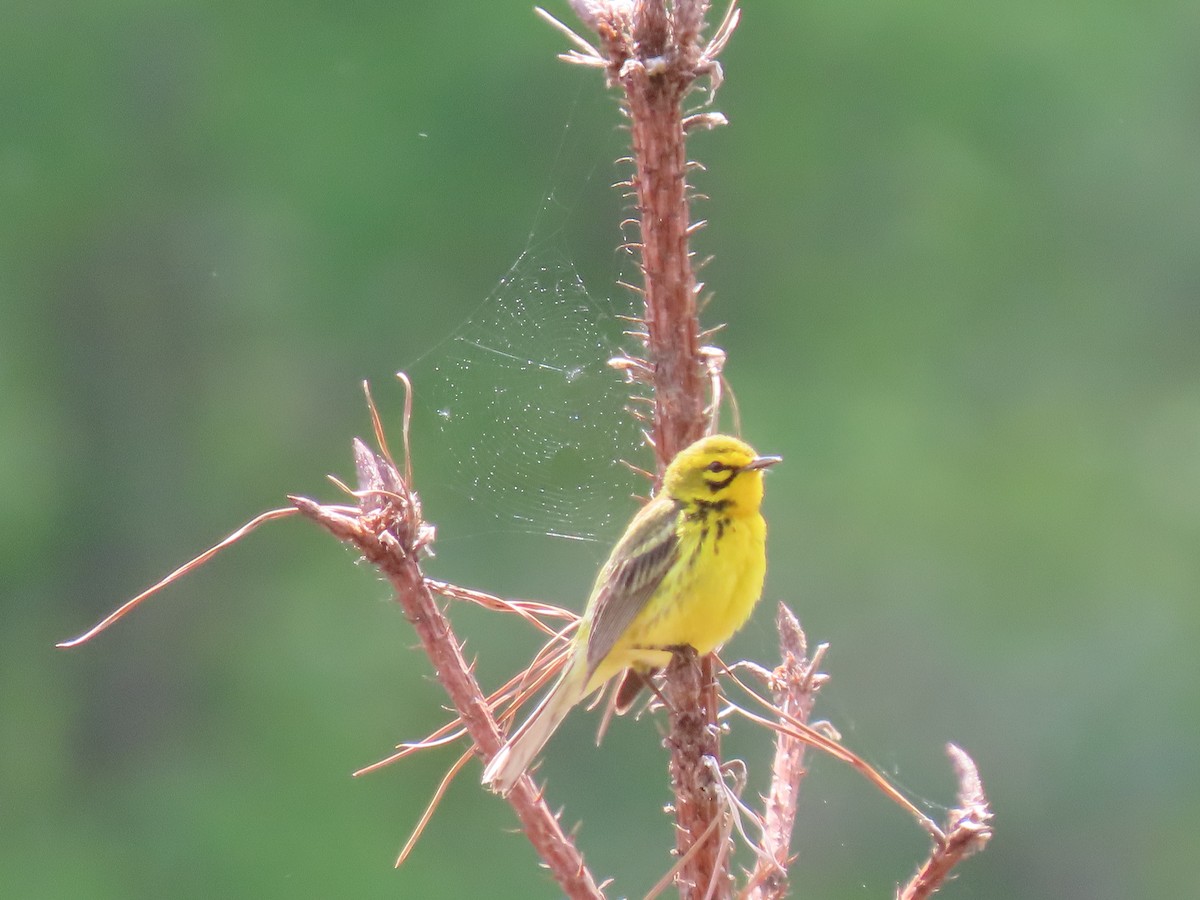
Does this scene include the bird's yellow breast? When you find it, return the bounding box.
[618,504,767,657]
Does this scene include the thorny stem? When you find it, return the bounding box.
[744,605,826,900]
[622,17,709,464]
[291,440,603,900]
[897,745,993,900]
[586,0,731,466]
[577,2,739,895]
[663,648,728,899]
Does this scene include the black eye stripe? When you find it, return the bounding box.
[705,470,737,492]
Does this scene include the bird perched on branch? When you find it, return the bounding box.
[483,433,780,794]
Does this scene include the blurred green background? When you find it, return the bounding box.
[4,1,1197,897]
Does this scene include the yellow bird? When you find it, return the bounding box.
[483,433,780,794]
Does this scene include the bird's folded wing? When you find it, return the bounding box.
[585,499,682,675]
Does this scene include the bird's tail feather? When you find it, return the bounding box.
[482,664,584,795]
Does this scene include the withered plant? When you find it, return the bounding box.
[60,3,991,897]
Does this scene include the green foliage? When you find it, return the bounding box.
[2,2,1196,897]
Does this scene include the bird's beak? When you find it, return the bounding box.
[742,455,782,472]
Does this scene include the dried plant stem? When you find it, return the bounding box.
[744,605,826,900]
[663,648,728,898]
[291,440,602,900]
[624,44,707,462]
[556,3,734,897]
[897,745,993,900]
[559,3,741,895]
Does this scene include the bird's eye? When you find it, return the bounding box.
[706,460,726,473]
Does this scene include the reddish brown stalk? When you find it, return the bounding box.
[897,745,993,900]
[622,29,708,461]
[662,647,729,898]
[552,3,741,895]
[622,5,733,895]
[590,0,720,463]
[552,1,739,897]
[743,606,826,899]
[291,438,602,900]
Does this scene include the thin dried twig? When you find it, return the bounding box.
[720,664,943,840]
[353,639,569,780]
[352,723,470,778]
[896,745,993,900]
[643,810,725,900]
[426,578,580,635]
[394,747,476,868]
[56,506,302,648]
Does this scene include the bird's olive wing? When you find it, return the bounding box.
[584,498,682,675]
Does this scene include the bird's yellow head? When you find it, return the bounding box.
[662,434,781,510]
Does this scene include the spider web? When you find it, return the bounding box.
[400,81,653,544]
[407,246,649,544]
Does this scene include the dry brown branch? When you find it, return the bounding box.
[352,629,571,780]
[661,647,730,898]
[743,605,827,899]
[545,3,742,894]
[560,0,735,464]
[896,745,994,900]
[290,437,603,899]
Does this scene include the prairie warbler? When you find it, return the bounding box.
[483,434,780,794]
